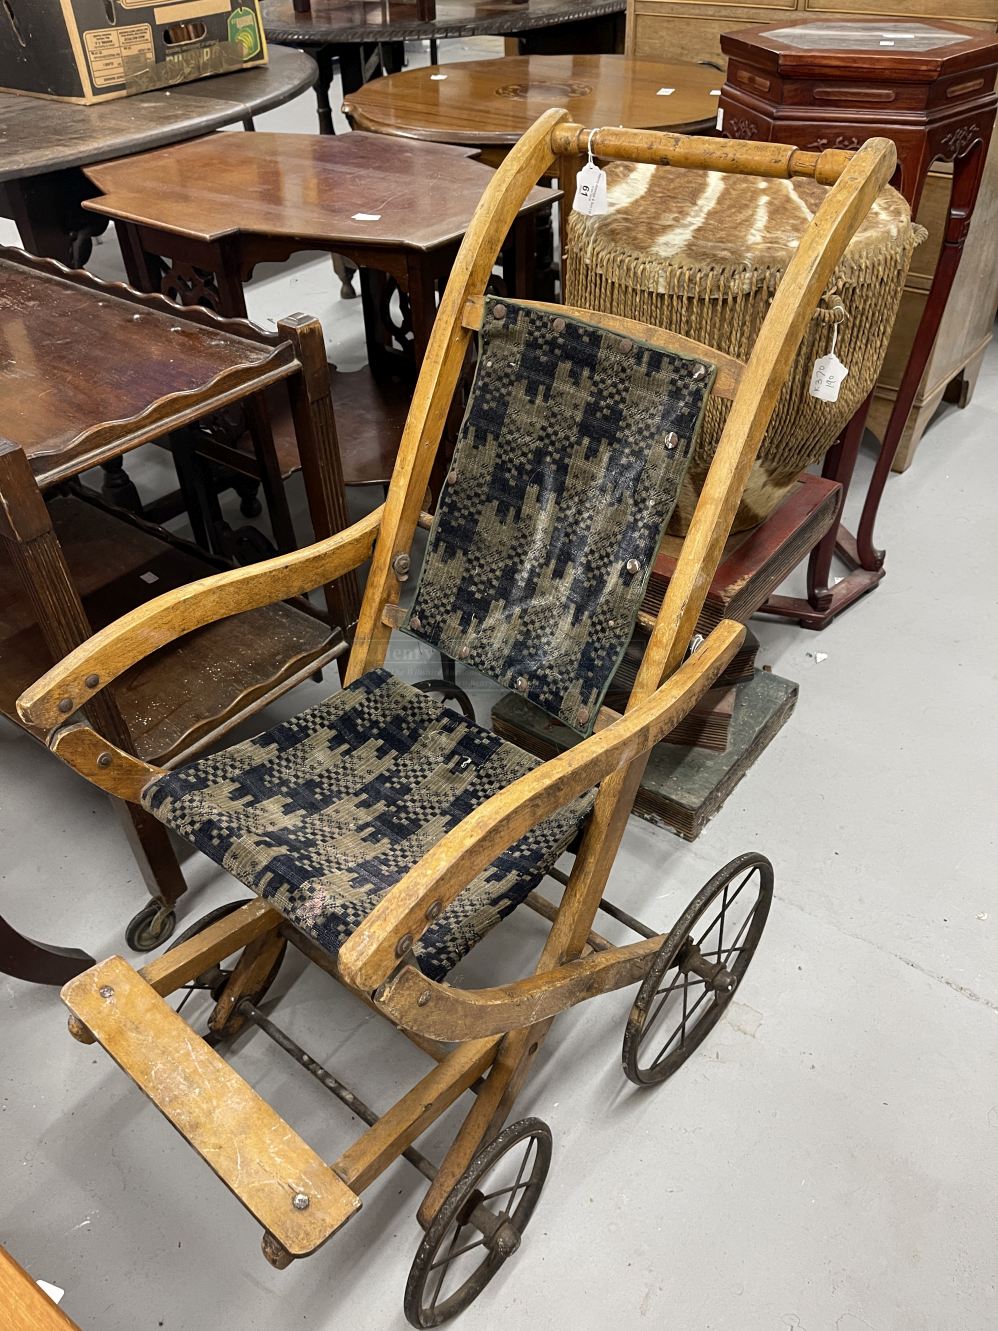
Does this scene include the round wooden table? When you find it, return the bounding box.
[263,0,627,128]
[342,54,720,148]
[0,46,316,268]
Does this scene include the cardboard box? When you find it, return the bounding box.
[0,0,267,104]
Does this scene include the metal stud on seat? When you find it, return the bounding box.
[665,431,679,450]
[692,364,707,380]
[552,317,566,332]
[625,558,640,575]
[492,303,507,319]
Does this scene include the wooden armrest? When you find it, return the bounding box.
[18,507,382,737]
[338,619,745,993]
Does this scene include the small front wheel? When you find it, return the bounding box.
[404,1118,552,1328]
[622,852,773,1087]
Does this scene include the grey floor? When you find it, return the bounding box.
[3,40,998,1331]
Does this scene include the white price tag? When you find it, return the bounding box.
[809,352,849,402]
[430,73,447,80]
[716,107,724,132]
[656,87,675,96]
[573,160,608,215]
[352,212,382,221]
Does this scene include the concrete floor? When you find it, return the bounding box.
[2,41,998,1331]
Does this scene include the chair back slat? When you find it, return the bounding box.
[401,297,716,735]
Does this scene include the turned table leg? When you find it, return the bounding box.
[854,133,991,572]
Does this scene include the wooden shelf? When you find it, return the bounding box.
[1,498,340,767]
[259,362,413,488]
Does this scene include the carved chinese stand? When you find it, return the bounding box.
[719,19,998,627]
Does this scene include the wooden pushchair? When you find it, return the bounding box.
[18,111,895,1326]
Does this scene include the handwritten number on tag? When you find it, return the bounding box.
[573,160,608,216]
[809,353,849,402]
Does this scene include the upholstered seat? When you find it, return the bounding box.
[142,668,594,980]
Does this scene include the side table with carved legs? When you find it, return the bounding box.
[719,18,998,628]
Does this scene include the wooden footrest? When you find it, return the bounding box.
[62,956,361,1258]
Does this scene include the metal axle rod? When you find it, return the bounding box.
[545,866,658,940]
[240,1001,510,1245]
[239,1000,438,1183]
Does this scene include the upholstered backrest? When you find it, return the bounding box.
[402,297,716,735]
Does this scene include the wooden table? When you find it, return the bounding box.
[0,248,349,951]
[0,46,316,269]
[717,18,998,629]
[0,916,94,986]
[263,0,627,131]
[82,131,558,487]
[342,53,720,149]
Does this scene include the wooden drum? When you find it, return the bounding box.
[566,164,924,532]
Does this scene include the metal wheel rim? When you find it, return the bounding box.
[623,853,773,1087]
[404,1118,552,1328]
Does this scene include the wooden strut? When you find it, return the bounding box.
[38,113,896,1255]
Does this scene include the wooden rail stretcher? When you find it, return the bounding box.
[19,113,896,1325]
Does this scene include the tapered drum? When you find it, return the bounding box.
[566,163,923,532]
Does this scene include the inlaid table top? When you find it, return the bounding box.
[263,0,626,44]
[342,54,721,146]
[0,46,315,184]
[82,131,558,251]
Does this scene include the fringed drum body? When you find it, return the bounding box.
[566,165,924,532]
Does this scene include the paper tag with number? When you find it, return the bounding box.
[809,352,849,402]
[573,160,608,215]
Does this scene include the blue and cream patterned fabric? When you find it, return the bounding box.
[402,298,715,736]
[142,669,594,980]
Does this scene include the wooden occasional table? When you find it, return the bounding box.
[344,53,720,260]
[343,53,720,151]
[263,0,627,131]
[717,19,998,629]
[0,46,316,269]
[81,131,558,488]
[0,248,350,951]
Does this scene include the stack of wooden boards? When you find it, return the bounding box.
[492,473,838,838]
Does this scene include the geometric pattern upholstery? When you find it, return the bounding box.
[403,297,715,736]
[141,669,595,981]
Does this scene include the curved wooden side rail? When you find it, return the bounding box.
[18,506,382,737]
[375,934,664,1042]
[337,618,745,994]
[48,724,164,802]
[549,123,856,185]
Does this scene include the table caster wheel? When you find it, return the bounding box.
[404,1118,552,1327]
[125,901,176,952]
[622,852,773,1087]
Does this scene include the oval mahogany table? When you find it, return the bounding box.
[343,53,719,148]
[262,0,627,127]
[0,46,316,268]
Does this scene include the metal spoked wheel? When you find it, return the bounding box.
[404,1118,552,1328]
[165,901,286,1043]
[622,852,774,1087]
